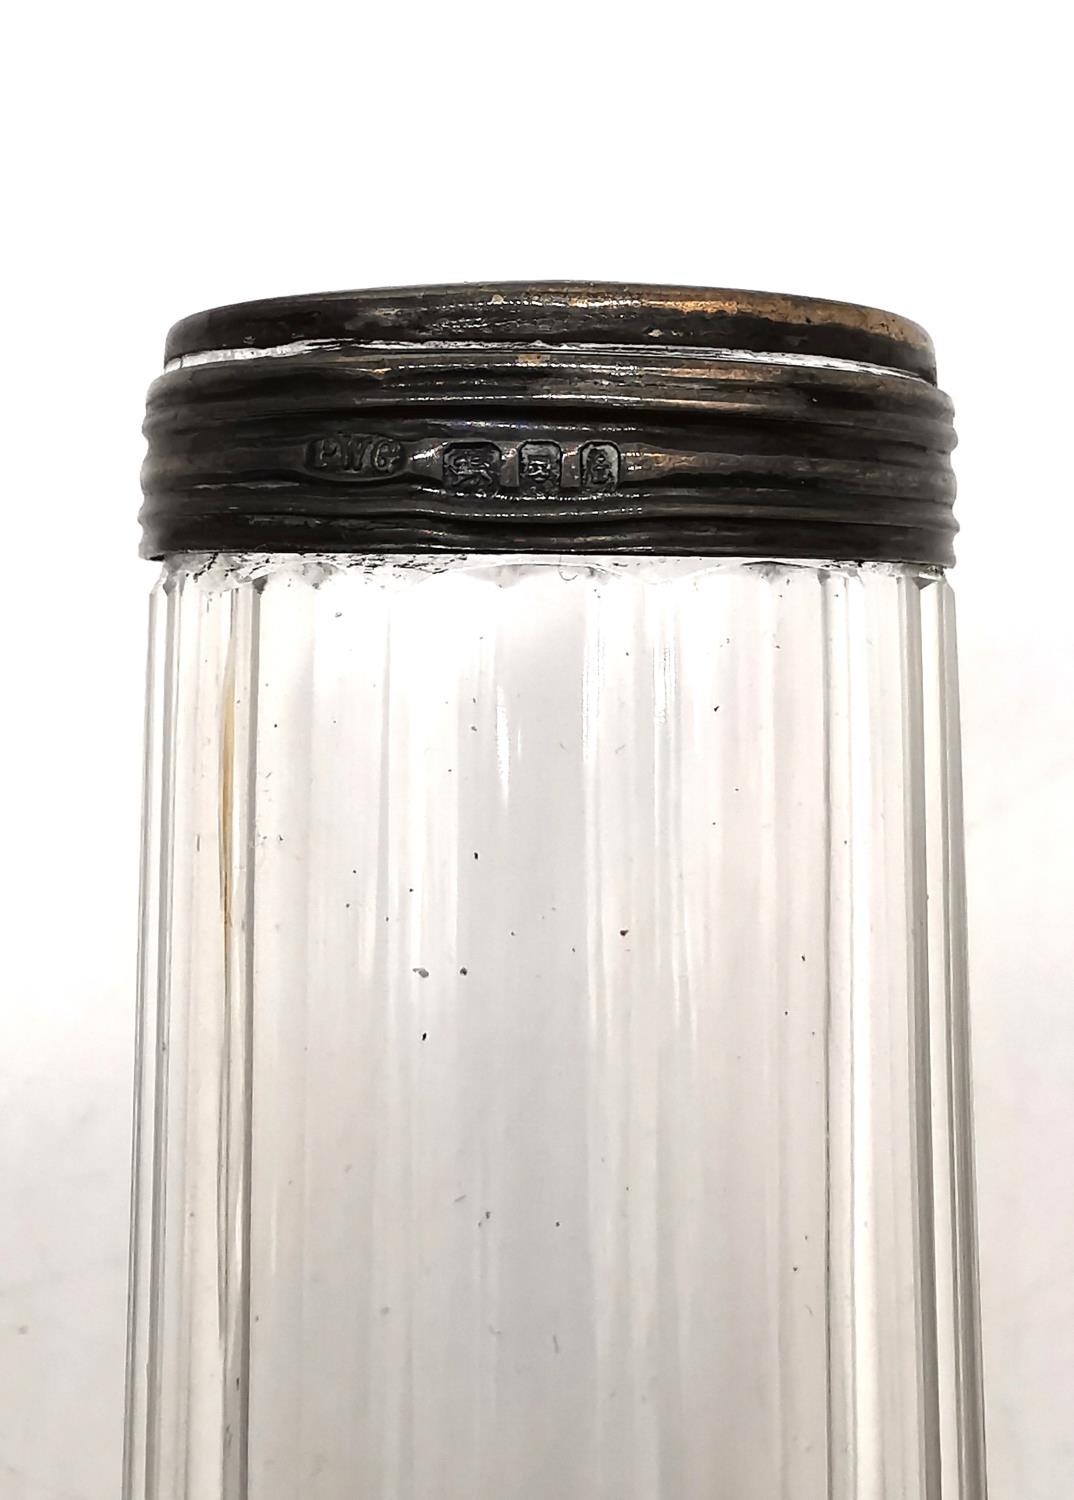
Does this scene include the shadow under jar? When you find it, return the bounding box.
[126,283,987,1500]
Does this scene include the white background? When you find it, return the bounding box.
[0,4,1070,1497]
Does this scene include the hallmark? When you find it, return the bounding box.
[580,442,620,490]
[518,441,562,495]
[443,444,503,498]
[441,439,621,497]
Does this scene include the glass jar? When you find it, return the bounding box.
[125,283,987,1499]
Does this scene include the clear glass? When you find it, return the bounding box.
[124,552,987,1500]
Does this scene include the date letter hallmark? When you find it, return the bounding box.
[580,442,620,490]
[305,434,405,477]
[443,444,503,498]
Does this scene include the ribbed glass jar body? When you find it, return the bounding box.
[124,552,986,1500]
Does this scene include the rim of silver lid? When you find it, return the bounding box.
[164,281,938,382]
